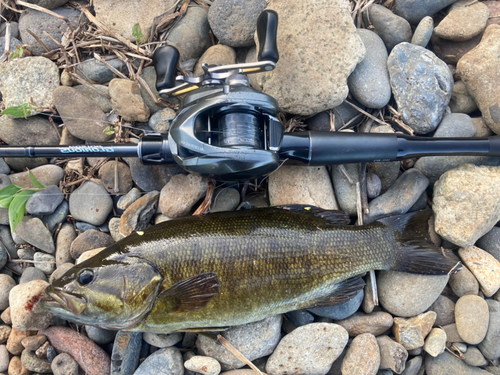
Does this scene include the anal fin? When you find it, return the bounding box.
[306,275,365,309]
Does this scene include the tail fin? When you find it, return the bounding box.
[378,211,462,276]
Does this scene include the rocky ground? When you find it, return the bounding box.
[1,0,500,374]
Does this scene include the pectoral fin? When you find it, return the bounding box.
[159,272,220,313]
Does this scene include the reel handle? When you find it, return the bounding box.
[257,10,279,63]
[152,45,180,91]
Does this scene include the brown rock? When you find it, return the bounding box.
[40,326,111,375]
[431,33,482,65]
[455,294,489,344]
[69,230,114,260]
[336,311,393,337]
[376,335,408,374]
[341,333,380,375]
[1,308,11,325]
[21,334,47,351]
[485,1,500,27]
[159,173,208,218]
[459,246,500,297]
[442,323,463,343]
[0,325,11,344]
[8,356,30,375]
[109,79,150,122]
[76,248,106,265]
[194,45,236,75]
[98,161,133,195]
[392,311,436,350]
[6,328,36,355]
[120,191,159,236]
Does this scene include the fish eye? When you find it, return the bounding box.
[77,269,94,286]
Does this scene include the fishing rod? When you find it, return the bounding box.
[1,10,500,181]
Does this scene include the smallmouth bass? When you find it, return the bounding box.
[41,206,460,333]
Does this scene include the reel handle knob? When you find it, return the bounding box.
[153,45,180,91]
[257,10,279,63]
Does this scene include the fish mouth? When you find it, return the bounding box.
[41,286,87,316]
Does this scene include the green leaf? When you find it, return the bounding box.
[28,171,45,189]
[132,23,143,45]
[8,45,24,60]
[2,103,35,119]
[8,189,36,233]
[0,185,22,208]
[103,126,115,136]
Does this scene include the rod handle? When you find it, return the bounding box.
[257,10,279,63]
[153,45,180,91]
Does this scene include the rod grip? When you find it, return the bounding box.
[153,45,180,91]
[257,10,279,63]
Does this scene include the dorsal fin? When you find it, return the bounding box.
[274,204,351,225]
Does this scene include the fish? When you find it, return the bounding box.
[40,206,461,333]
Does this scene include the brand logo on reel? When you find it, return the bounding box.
[59,145,115,153]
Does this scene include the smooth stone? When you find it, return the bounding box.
[6,328,37,355]
[53,86,113,142]
[0,325,11,345]
[19,267,47,284]
[331,163,360,215]
[0,227,16,260]
[477,227,500,262]
[49,263,73,284]
[40,326,111,375]
[93,0,177,42]
[51,353,79,375]
[0,174,11,192]
[309,289,363,320]
[0,21,19,38]
[433,164,500,247]
[42,200,69,233]
[428,295,455,326]
[305,100,364,132]
[0,274,16,310]
[159,173,207,218]
[73,84,112,112]
[0,160,10,175]
[69,181,113,226]
[19,8,81,56]
[336,311,394,337]
[34,252,55,274]
[457,25,500,134]
[478,300,500,360]
[8,355,30,375]
[108,217,125,242]
[166,5,211,61]
[55,223,76,267]
[450,262,479,297]
[455,295,489,344]
[0,243,7,270]
[109,79,150,122]
[431,33,482,65]
[486,0,500,27]
[0,345,8,372]
[393,0,459,24]
[143,333,182,348]
[387,43,453,134]
[458,247,500,297]
[364,169,429,224]
[400,355,423,375]
[75,222,99,233]
[0,35,21,52]
[377,335,408,374]
[378,271,449,317]
[367,172,382,199]
[84,326,116,346]
[3,157,48,173]
[341,333,380,375]
[9,165,63,189]
[208,0,266,47]
[211,188,240,213]
[185,356,221,375]
[25,186,64,216]
[364,4,412,51]
[120,191,159,236]
[434,0,490,42]
[197,315,281,370]
[117,188,143,211]
[98,161,133,195]
[77,56,130,84]
[110,331,142,375]
[266,323,348,375]
[0,56,59,113]
[193,45,236,76]
[392,311,436,350]
[20,349,51,373]
[450,81,479,114]
[464,346,488,367]
[423,328,447,357]
[15,217,55,254]
[0,116,59,146]
[70,229,114,259]
[256,0,365,116]
[139,66,167,115]
[368,126,400,192]
[425,350,490,374]
[148,108,176,133]
[76,247,106,264]
[133,347,183,375]
[9,280,53,331]
[411,16,434,47]
[126,157,184,192]
[268,165,339,210]
[286,310,314,328]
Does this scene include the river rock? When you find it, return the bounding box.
[0,345,8,372]
[449,81,478,114]
[266,323,348,375]
[392,312,436,350]
[93,0,177,41]
[0,35,21,53]
[341,333,380,375]
[0,160,9,175]
[0,56,59,114]
[110,331,142,375]
[411,16,434,47]
[286,310,314,328]
[431,32,482,65]
[76,247,106,265]
[428,295,455,326]
[423,328,447,357]
[309,290,363,320]
[336,311,393,337]
[364,4,412,51]
[139,66,167,114]
[477,227,500,262]
[9,280,53,331]
[148,108,176,133]
[15,217,55,254]
[197,315,281,370]
[69,181,113,226]
[98,161,133,195]
[51,352,79,375]
[53,86,113,142]
[84,326,116,346]
[159,173,207,218]
[348,29,391,109]
[0,326,11,345]
[34,252,56,274]
[120,191,159,236]
[109,79,150,122]
[433,164,500,247]
[434,0,490,42]
[459,246,500,297]
[449,262,479,297]
[378,271,449,317]
[49,263,73,284]
[363,169,429,224]
[0,274,16,310]
[77,56,129,84]
[144,333,182,348]
[20,349,51,373]
[425,350,490,374]
[55,223,76,266]
[185,355,221,375]
[457,25,500,134]
[477,299,500,360]
[256,0,365,116]
[194,45,236,75]
[393,0,459,24]
[0,116,59,146]
[117,187,142,211]
[9,165,63,189]
[387,42,453,134]
[25,185,64,216]
[69,230,114,259]
[211,187,240,213]
[455,295,489,345]
[305,100,364,131]
[73,84,112,112]
[126,157,183,192]
[134,347,183,375]
[7,328,36,355]
[464,346,488,366]
[269,165,339,209]
[377,335,408,374]
[166,5,211,62]
[331,163,359,215]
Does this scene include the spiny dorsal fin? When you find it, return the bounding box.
[159,272,220,313]
[274,204,351,225]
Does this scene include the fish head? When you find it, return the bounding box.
[41,255,162,330]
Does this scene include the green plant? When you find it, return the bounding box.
[103,125,115,136]
[132,23,144,47]
[8,45,24,61]
[2,103,36,119]
[0,171,46,233]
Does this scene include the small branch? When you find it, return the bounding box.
[217,335,264,375]
[17,0,74,32]
[94,52,129,80]
[335,165,354,186]
[26,28,51,52]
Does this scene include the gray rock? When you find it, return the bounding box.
[459,246,500,297]
[266,323,348,375]
[9,280,53,331]
[166,5,211,61]
[0,344,8,372]
[388,43,453,134]
[26,185,64,216]
[411,16,434,47]
[0,159,10,175]
[0,226,17,259]
[159,173,208,218]
[401,356,423,375]
[256,0,365,116]
[98,161,133,195]
[378,271,449,317]
[108,217,125,242]
[450,81,478,114]
[21,349,51,373]
[0,36,22,52]
[433,164,500,248]
[51,353,79,375]
[197,315,281,370]
[286,310,314,328]
[33,252,56,274]
[77,56,130,84]
[184,356,221,375]
[19,8,81,56]
[85,326,116,345]
[49,262,74,284]
[478,300,500,360]
[368,125,400,192]
[0,209,8,227]
[364,4,412,51]
[376,335,408,374]
[117,188,142,211]
[42,200,69,233]
[425,350,490,374]
[0,21,19,38]
[120,191,159,236]
[363,169,429,224]
[0,242,6,270]
[69,181,113,226]
[455,295,489,345]
[0,174,11,190]
[393,0,459,24]
[133,347,183,375]
[428,295,455,326]
[309,289,363,320]
[148,108,176,133]
[3,157,48,173]
[24,0,69,10]
[139,66,168,115]
[477,227,500,262]
[9,165,63,189]
[208,0,267,47]
[109,78,150,122]
[70,230,114,260]
[211,188,240,213]
[73,84,113,112]
[305,100,364,131]
[341,333,380,375]
[55,223,76,267]
[331,163,360,215]
[0,274,15,310]
[19,267,47,284]
[392,312,436,351]
[336,311,394,337]
[15,217,55,254]
[111,331,142,375]
[464,346,488,367]
[143,333,182,348]
[449,263,479,297]
[75,222,100,232]
[423,328,447,357]
[348,29,391,109]
[193,45,236,75]
[0,56,59,114]
[126,157,184,192]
